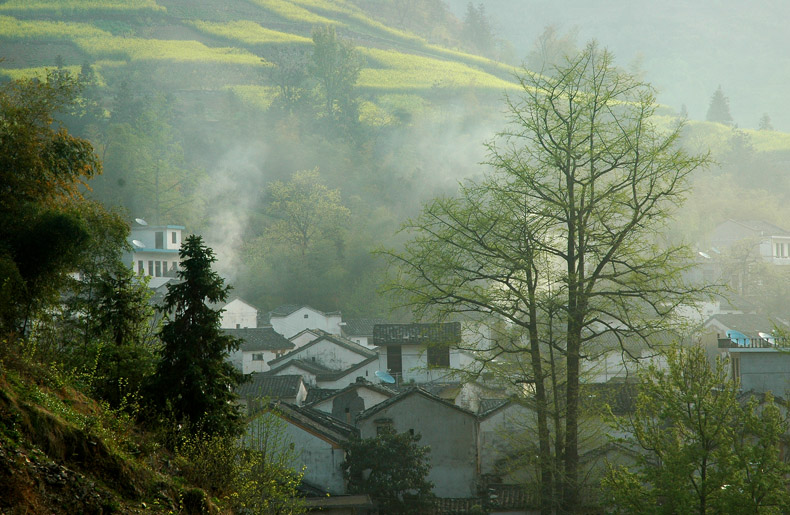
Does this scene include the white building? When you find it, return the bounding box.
[266,305,343,339]
[127,221,185,288]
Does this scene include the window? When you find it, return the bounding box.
[155,231,164,249]
[155,261,161,277]
[138,260,144,274]
[427,345,450,368]
[304,313,309,318]
[171,231,177,244]
[148,260,154,275]
[252,353,265,361]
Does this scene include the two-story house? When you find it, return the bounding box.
[127,220,185,288]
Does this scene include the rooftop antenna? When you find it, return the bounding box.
[135,218,148,226]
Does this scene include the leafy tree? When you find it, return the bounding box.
[706,85,734,125]
[147,235,244,437]
[758,113,774,131]
[266,168,350,257]
[343,426,434,514]
[0,75,102,337]
[525,25,579,72]
[309,25,361,130]
[603,345,790,514]
[386,43,710,513]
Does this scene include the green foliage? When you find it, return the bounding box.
[189,20,311,47]
[0,75,102,337]
[147,235,244,438]
[343,426,434,514]
[603,345,790,514]
[176,413,305,514]
[0,0,164,15]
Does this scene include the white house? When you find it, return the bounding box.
[290,328,324,348]
[371,323,475,384]
[266,305,343,339]
[266,332,380,389]
[710,219,790,265]
[127,221,184,287]
[236,373,308,413]
[224,327,295,373]
[220,298,259,329]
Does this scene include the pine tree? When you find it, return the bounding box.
[758,112,774,131]
[706,85,733,125]
[148,235,244,437]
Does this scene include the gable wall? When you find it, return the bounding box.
[281,339,367,371]
[271,307,342,339]
[221,299,258,329]
[358,394,479,498]
[317,360,380,390]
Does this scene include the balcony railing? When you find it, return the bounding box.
[718,337,785,349]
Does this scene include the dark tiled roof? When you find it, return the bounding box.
[373,323,461,346]
[357,387,477,422]
[269,357,379,383]
[271,402,359,443]
[236,373,303,400]
[268,331,376,367]
[221,327,295,352]
[341,318,390,337]
[728,219,790,236]
[478,399,510,417]
[306,379,397,408]
[304,387,338,404]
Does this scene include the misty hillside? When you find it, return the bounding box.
[445,0,790,132]
[2,0,790,317]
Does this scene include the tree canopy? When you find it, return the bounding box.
[387,42,710,513]
[706,85,734,125]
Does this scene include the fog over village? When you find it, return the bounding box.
[3,1,790,513]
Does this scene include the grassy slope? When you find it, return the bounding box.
[0,0,520,110]
[0,347,219,514]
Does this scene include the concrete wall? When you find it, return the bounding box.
[735,349,790,394]
[291,330,321,348]
[312,387,392,416]
[358,393,479,498]
[247,412,347,495]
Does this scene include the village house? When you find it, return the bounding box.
[372,322,475,384]
[266,331,379,389]
[339,318,389,349]
[224,326,294,373]
[264,305,343,339]
[356,387,480,499]
[246,402,358,495]
[219,297,259,329]
[126,220,184,288]
[306,377,397,425]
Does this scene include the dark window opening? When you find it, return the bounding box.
[138,260,144,274]
[155,231,164,249]
[171,231,177,244]
[387,346,402,375]
[148,260,154,276]
[155,261,161,277]
[427,345,450,368]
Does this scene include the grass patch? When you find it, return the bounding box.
[0,0,165,15]
[188,20,311,46]
[244,0,337,26]
[0,15,111,41]
[0,65,82,81]
[74,35,266,65]
[357,47,518,92]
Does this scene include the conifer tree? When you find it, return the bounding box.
[706,85,733,125]
[148,235,244,437]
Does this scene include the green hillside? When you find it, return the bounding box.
[0,0,520,113]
